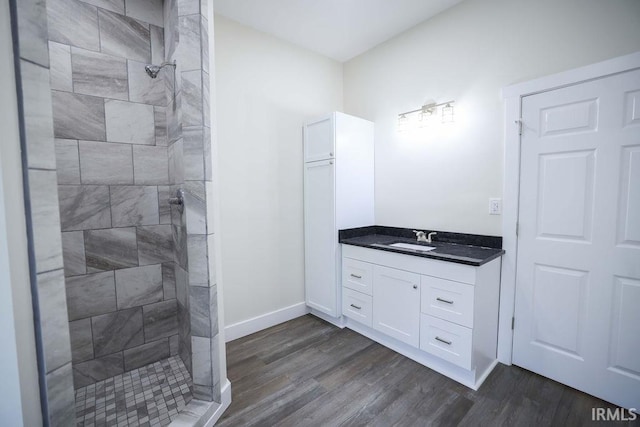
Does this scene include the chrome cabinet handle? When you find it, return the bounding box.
[350,274,362,279]
[350,304,361,310]
[436,297,454,304]
[435,336,452,345]
[413,285,418,289]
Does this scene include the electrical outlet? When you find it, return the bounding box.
[489,198,502,215]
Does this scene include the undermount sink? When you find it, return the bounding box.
[389,242,436,252]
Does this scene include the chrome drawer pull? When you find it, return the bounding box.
[350,304,362,310]
[436,297,454,304]
[350,274,362,279]
[435,336,452,345]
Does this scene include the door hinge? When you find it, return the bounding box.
[511,316,515,330]
[515,119,523,135]
[516,222,519,236]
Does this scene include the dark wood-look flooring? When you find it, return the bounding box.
[219,315,638,426]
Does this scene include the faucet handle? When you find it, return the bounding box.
[427,232,437,243]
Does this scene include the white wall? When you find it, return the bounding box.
[0,0,43,424]
[344,0,640,235]
[214,15,343,326]
[215,0,640,328]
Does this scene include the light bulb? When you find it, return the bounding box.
[442,103,454,123]
[419,106,435,127]
[397,114,410,132]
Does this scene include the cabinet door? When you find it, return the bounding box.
[372,265,420,347]
[304,115,335,162]
[304,160,337,316]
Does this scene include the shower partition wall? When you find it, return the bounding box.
[9,0,222,423]
[165,0,221,403]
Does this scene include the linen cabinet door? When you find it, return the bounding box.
[303,115,335,162]
[304,159,337,316]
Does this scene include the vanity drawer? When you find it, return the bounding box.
[342,287,373,327]
[421,276,474,328]
[342,257,373,295]
[420,314,472,370]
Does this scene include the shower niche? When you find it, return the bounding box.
[15,0,223,423]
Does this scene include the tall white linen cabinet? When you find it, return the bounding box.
[303,112,375,319]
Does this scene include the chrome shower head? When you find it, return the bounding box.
[144,61,176,79]
[144,64,161,78]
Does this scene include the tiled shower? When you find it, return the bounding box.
[11,0,221,424]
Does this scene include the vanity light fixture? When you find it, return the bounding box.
[397,100,455,131]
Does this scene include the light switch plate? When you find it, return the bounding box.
[489,198,502,215]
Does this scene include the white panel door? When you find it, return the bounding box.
[303,115,335,162]
[372,265,420,347]
[304,159,337,316]
[514,69,640,410]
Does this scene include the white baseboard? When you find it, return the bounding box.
[203,380,231,427]
[224,302,309,342]
[308,308,345,328]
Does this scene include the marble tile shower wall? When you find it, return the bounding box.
[166,0,222,403]
[12,0,220,422]
[46,0,182,390]
[13,1,76,423]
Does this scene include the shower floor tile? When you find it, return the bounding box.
[75,356,192,426]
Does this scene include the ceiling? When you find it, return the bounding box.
[212,0,464,62]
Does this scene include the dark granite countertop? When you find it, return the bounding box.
[339,226,505,266]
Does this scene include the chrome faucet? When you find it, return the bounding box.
[413,230,437,243]
[413,230,428,242]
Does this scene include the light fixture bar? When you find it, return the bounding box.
[398,100,454,117]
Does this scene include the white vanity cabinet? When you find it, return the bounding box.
[341,244,502,390]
